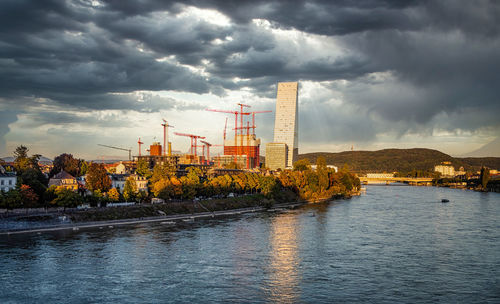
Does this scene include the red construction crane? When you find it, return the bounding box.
[237,103,251,155]
[161,119,174,156]
[206,107,250,162]
[199,140,212,165]
[137,137,144,157]
[249,110,272,135]
[233,121,254,169]
[174,132,205,157]
[223,117,228,140]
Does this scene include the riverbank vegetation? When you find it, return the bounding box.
[298,148,500,174]
[433,167,500,192]
[1,146,360,215]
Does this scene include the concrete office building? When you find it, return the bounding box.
[270,81,299,169]
[265,143,288,170]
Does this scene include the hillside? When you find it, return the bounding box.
[456,157,500,171]
[298,148,499,173]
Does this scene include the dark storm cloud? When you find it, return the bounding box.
[0,110,18,154]
[0,0,499,147]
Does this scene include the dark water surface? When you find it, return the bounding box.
[1,186,499,303]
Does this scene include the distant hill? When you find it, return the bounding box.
[0,156,53,164]
[456,157,500,171]
[298,148,500,173]
[463,137,500,157]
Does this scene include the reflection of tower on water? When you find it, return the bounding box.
[266,214,300,303]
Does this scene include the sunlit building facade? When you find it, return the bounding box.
[272,82,299,169]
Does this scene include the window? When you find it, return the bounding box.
[1,180,3,185]
[8,180,12,185]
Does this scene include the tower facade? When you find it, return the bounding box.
[273,82,298,168]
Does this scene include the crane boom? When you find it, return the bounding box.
[98,144,132,160]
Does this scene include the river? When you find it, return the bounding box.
[1,186,499,303]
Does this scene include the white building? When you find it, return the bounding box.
[110,174,148,193]
[311,165,338,172]
[0,165,16,192]
[434,162,455,177]
[270,81,299,169]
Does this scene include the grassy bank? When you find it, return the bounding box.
[70,190,300,222]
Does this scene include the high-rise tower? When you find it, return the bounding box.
[273,81,298,168]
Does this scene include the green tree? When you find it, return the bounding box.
[0,190,22,210]
[136,159,152,179]
[85,163,111,192]
[19,184,39,208]
[480,167,490,189]
[53,188,82,209]
[107,188,120,202]
[293,159,311,171]
[123,176,138,201]
[224,162,240,169]
[17,168,47,202]
[150,163,176,185]
[316,156,329,192]
[180,176,197,200]
[80,160,90,176]
[136,190,148,203]
[50,153,80,177]
[259,176,279,196]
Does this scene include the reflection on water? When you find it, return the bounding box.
[0,186,499,303]
[267,213,300,303]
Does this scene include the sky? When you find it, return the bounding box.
[0,0,499,159]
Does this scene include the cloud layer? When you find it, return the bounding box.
[1,0,499,157]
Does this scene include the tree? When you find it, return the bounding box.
[53,188,82,209]
[480,167,490,189]
[80,160,89,176]
[85,163,111,193]
[107,188,120,202]
[136,190,148,203]
[50,153,80,177]
[150,163,176,185]
[259,176,279,196]
[123,176,138,201]
[1,190,22,210]
[224,162,240,169]
[136,159,152,179]
[20,184,39,208]
[316,156,329,192]
[153,178,173,199]
[17,168,48,202]
[293,159,311,171]
[14,145,41,173]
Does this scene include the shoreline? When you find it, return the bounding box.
[0,189,361,236]
[0,201,306,236]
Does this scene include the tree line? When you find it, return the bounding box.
[1,146,360,210]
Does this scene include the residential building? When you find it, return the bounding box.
[0,165,16,192]
[48,170,78,191]
[110,174,148,193]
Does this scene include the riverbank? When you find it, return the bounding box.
[0,202,307,236]
[0,188,361,235]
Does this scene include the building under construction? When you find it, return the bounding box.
[135,142,179,169]
[207,104,271,169]
[218,134,261,169]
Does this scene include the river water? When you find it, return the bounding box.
[1,186,499,303]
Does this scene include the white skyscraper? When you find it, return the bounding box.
[273,81,298,168]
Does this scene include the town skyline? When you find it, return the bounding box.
[1,0,499,159]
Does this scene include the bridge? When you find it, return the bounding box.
[359,176,434,185]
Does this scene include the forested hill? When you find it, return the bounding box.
[298,148,500,173]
